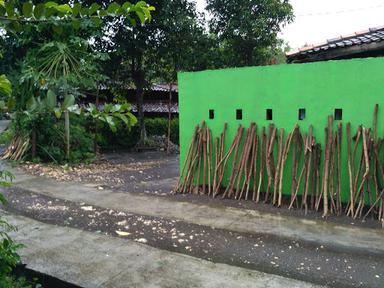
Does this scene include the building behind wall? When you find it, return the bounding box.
[286,26,384,63]
[178,57,384,201]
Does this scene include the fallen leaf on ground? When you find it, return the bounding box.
[116,230,131,236]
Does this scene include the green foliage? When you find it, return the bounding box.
[0,74,11,96]
[11,112,95,163]
[206,0,294,67]
[102,0,206,143]
[0,275,35,288]
[145,117,179,144]
[0,0,155,33]
[84,102,137,133]
[98,120,140,149]
[36,116,95,163]
[98,117,179,150]
[0,128,13,144]
[0,170,24,287]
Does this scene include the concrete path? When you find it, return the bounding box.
[0,120,10,133]
[9,166,384,255]
[3,165,384,287]
[3,212,322,288]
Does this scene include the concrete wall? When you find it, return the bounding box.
[178,57,384,201]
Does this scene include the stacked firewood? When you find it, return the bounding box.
[175,105,384,224]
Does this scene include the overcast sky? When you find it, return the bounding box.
[195,0,384,49]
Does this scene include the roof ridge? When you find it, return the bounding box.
[286,24,384,56]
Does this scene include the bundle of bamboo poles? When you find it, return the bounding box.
[1,134,30,161]
[175,122,213,195]
[175,105,384,225]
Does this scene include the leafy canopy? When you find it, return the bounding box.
[206,0,293,67]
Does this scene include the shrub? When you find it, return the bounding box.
[97,121,140,150]
[0,129,13,145]
[34,115,94,163]
[0,172,34,288]
[97,117,179,150]
[145,117,179,144]
[9,112,95,163]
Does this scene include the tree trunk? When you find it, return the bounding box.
[94,86,100,153]
[64,110,70,160]
[31,127,36,159]
[167,83,173,154]
[134,70,146,146]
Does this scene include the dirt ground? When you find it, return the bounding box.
[20,151,383,229]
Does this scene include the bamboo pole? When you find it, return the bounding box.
[336,123,342,215]
[251,133,259,200]
[256,127,266,203]
[272,128,284,205]
[278,126,295,207]
[202,126,208,194]
[207,128,213,196]
[302,126,313,213]
[194,122,205,194]
[175,125,199,192]
[265,124,276,203]
[224,126,245,198]
[322,115,333,217]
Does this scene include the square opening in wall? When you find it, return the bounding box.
[298,108,306,120]
[236,109,242,120]
[334,109,342,120]
[209,109,214,119]
[266,109,273,120]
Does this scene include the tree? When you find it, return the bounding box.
[97,0,208,145]
[206,0,293,67]
[0,0,154,160]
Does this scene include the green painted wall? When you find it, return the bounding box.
[178,57,384,201]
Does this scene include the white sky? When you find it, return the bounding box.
[194,0,384,49]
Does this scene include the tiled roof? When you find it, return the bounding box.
[286,25,384,59]
[131,103,179,114]
[99,82,178,93]
[152,84,178,93]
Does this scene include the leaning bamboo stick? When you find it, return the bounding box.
[349,128,370,218]
[250,132,259,200]
[202,126,208,194]
[234,125,254,199]
[213,123,228,195]
[322,115,333,217]
[246,129,258,200]
[193,122,205,194]
[272,128,284,205]
[176,125,199,193]
[244,124,257,197]
[256,127,266,203]
[278,126,296,207]
[289,137,306,210]
[207,128,213,196]
[336,123,342,215]
[218,125,243,198]
[265,124,276,203]
[290,128,302,208]
[225,126,246,198]
[328,132,336,214]
[302,126,313,213]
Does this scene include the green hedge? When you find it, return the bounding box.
[98,117,179,150]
